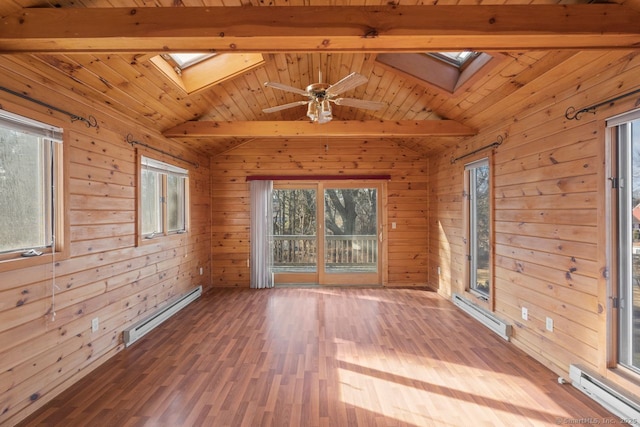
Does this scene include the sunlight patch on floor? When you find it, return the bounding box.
[335,347,572,426]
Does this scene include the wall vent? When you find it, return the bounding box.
[123,285,202,347]
[452,293,512,341]
[569,364,640,420]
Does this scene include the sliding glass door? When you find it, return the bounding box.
[272,186,318,284]
[322,185,380,285]
[272,181,382,285]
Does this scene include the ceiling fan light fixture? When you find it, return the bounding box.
[319,100,333,123]
[306,99,333,124]
[317,114,332,124]
[307,101,318,122]
[264,72,384,123]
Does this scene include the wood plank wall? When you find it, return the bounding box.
[0,58,212,426]
[210,138,429,288]
[428,50,640,385]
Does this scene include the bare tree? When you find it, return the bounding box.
[324,189,376,236]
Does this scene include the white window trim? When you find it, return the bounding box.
[465,157,491,302]
[139,155,189,242]
[0,108,67,271]
[141,156,188,177]
[608,108,640,376]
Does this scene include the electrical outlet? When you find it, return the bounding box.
[391,222,397,229]
[546,317,554,332]
[521,307,528,321]
[199,267,203,276]
[91,317,99,333]
[437,266,441,276]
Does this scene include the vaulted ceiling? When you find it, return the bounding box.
[0,1,639,156]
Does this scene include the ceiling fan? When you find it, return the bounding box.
[262,72,386,124]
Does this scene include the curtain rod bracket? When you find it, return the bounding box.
[71,114,98,128]
[564,106,597,121]
[565,87,640,121]
[451,135,503,164]
[127,133,199,169]
[0,85,98,128]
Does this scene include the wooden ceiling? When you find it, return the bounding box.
[0,1,639,157]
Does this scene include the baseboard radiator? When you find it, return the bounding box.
[452,293,512,341]
[569,364,640,420]
[123,285,202,347]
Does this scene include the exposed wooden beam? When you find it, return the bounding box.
[163,120,477,139]
[1,5,639,53]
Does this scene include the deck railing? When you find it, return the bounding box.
[272,235,316,267]
[324,234,377,265]
[272,234,377,270]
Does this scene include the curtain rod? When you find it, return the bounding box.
[126,134,199,169]
[450,135,503,164]
[247,174,391,181]
[0,85,98,128]
[565,87,640,120]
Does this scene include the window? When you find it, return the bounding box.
[161,53,216,75]
[466,158,491,299]
[610,109,640,373]
[427,51,480,69]
[140,156,188,240]
[375,52,495,95]
[0,109,63,260]
[149,53,265,95]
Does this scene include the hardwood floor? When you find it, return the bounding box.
[17,287,614,426]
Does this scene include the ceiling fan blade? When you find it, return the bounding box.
[262,100,310,114]
[263,81,309,96]
[332,98,386,110]
[325,72,369,97]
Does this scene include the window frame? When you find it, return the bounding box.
[375,52,498,95]
[162,53,217,73]
[149,53,265,95]
[137,154,189,245]
[427,51,481,71]
[608,108,640,376]
[0,107,68,273]
[270,179,386,287]
[166,173,187,234]
[464,156,493,308]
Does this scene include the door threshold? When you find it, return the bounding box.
[274,283,384,288]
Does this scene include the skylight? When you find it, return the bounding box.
[375,52,495,95]
[150,53,265,95]
[164,53,216,70]
[428,51,479,68]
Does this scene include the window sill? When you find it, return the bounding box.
[136,231,188,248]
[604,367,640,402]
[0,250,67,274]
[464,289,491,311]
[469,288,489,302]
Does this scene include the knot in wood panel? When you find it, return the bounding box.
[363,28,379,38]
